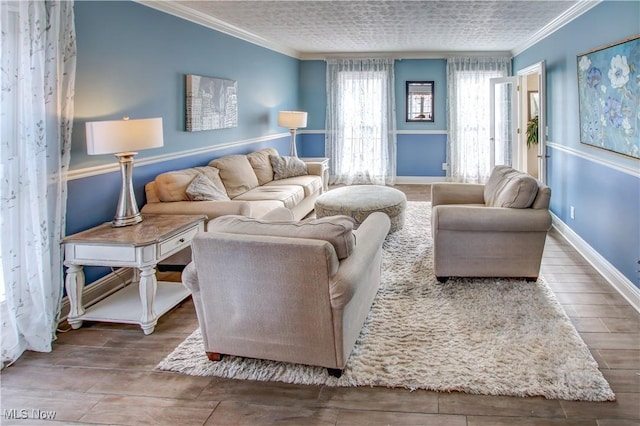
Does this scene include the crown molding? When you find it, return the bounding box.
[511,0,601,56]
[134,0,302,59]
[301,50,513,61]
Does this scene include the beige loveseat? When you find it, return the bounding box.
[141,147,325,227]
[183,212,391,377]
[431,165,552,282]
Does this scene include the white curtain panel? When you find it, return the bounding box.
[325,58,397,186]
[0,0,76,365]
[446,57,511,183]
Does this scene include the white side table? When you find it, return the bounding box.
[301,157,330,192]
[62,214,205,335]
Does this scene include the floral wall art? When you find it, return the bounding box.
[577,35,639,159]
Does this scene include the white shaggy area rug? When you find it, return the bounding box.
[156,201,615,401]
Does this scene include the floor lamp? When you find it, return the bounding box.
[85,117,164,227]
[278,111,307,157]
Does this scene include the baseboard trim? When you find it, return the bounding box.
[551,213,640,313]
[58,268,134,326]
[395,176,447,184]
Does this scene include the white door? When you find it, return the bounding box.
[489,77,519,170]
[517,61,547,184]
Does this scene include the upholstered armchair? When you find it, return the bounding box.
[182,212,391,377]
[431,166,552,282]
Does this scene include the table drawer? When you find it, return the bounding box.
[158,225,199,257]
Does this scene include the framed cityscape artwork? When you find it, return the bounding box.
[577,36,639,159]
[185,74,238,131]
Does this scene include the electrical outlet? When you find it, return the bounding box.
[570,206,575,220]
[442,163,448,171]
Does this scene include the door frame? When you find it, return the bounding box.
[517,61,547,184]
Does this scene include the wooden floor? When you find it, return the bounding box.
[1,184,638,425]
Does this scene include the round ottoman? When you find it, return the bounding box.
[314,185,407,234]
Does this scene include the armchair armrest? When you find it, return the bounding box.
[431,183,485,206]
[182,261,198,292]
[141,200,252,220]
[329,212,390,309]
[432,205,552,232]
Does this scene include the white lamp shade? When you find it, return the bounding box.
[86,117,164,155]
[278,111,307,129]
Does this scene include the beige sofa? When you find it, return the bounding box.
[141,147,325,227]
[431,165,552,282]
[183,212,391,377]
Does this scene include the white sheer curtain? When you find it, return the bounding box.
[446,57,511,183]
[0,0,76,366]
[325,58,396,185]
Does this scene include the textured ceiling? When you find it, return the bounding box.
[143,1,593,58]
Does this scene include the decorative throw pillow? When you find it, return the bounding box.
[208,214,356,260]
[484,165,519,206]
[185,173,230,201]
[491,174,539,208]
[270,155,308,180]
[155,166,227,202]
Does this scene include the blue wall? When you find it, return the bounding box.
[70,1,299,283]
[298,59,448,177]
[69,0,639,287]
[73,1,300,170]
[513,1,640,286]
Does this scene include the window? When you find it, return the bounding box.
[325,58,396,186]
[338,70,387,178]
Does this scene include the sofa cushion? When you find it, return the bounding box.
[155,166,228,202]
[208,215,356,260]
[209,155,259,199]
[234,185,305,209]
[247,148,279,185]
[185,173,231,201]
[264,175,323,197]
[270,155,308,180]
[492,174,539,208]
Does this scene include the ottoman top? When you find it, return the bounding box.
[316,185,406,212]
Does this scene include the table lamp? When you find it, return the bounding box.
[85,117,164,227]
[278,111,307,157]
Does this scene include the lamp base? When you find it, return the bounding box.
[112,212,143,227]
[289,128,298,157]
[112,152,143,227]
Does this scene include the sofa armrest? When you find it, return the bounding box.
[329,212,390,309]
[305,162,323,177]
[141,200,252,220]
[432,205,552,232]
[431,183,485,207]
